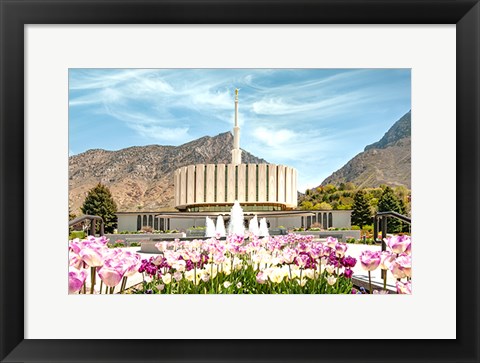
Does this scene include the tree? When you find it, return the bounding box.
[351,190,372,228]
[377,186,402,233]
[315,202,333,210]
[81,183,118,233]
[397,197,410,233]
[300,200,314,210]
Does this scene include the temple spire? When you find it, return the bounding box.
[231,89,242,165]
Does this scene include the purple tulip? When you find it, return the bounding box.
[344,268,353,279]
[342,256,357,268]
[359,250,381,271]
[69,268,87,294]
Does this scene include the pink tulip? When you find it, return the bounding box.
[282,247,296,264]
[98,263,126,287]
[256,271,267,284]
[69,238,83,254]
[396,280,412,294]
[124,254,142,277]
[379,251,396,270]
[389,260,407,279]
[335,243,348,258]
[359,250,381,271]
[385,235,411,254]
[69,251,86,269]
[326,237,338,249]
[79,247,105,267]
[390,254,412,278]
[69,268,87,294]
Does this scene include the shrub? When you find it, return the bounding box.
[130,242,140,247]
[140,226,153,233]
[350,225,361,230]
[69,230,86,240]
[346,238,356,244]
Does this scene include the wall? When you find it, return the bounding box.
[117,210,352,232]
[174,163,298,209]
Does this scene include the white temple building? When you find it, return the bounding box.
[173,89,297,213]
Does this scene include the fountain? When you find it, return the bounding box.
[259,218,269,237]
[205,217,217,237]
[248,215,260,237]
[228,200,245,236]
[216,215,226,237]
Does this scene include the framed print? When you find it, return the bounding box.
[1,1,479,362]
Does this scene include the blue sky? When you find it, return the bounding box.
[69,68,411,192]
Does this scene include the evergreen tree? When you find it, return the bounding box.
[397,197,410,233]
[377,186,402,233]
[351,190,372,228]
[81,183,118,233]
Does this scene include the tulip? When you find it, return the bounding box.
[359,250,381,271]
[162,273,172,285]
[343,268,353,279]
[379,251,395,270]
[69,268,87,294]
[385,235,411,254]
[360,250,381,294]
[268,268,285,283]
[389,260,408,279]
[325,264,336,275]
[342,256,357,268]
[325,237,338,248]
[326,275,337,286]
[297,278,307,287]
[79,247,105,267]
[69,251,85,270]
[98,263,125,288]
[396,280,412,294]
[223,281,232,288]
[395,254,412,278]
[173,271,183,282]
[256,271,267,284]
[335,243,348,258]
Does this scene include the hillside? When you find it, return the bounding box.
[69,132,267,213]
[321,111,411,189]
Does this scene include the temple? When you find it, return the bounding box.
[173,89,297,213]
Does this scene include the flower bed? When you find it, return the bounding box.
[135,234,357,294]
[68,233,412,295]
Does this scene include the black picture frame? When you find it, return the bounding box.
[1,1,479,362]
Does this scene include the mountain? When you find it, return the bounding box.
[69,132,267,214]
[321,111,411,189]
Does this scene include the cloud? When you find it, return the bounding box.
[129,124,190,143]
[251,92,368,117]
[252,127,297,147]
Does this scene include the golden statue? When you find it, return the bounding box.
[235,88,239,96]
